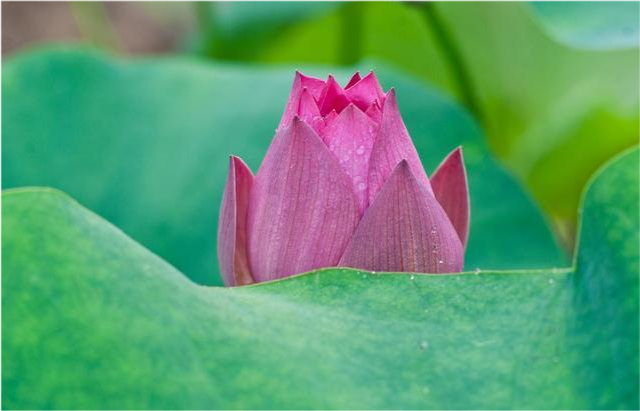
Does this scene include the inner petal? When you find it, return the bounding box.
[345,71,386,112]
[318,75,350,116]
[322,104,379,214]
[365,100,382,124]
[298,88,324,135]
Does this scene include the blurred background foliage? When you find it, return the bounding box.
[3,1,639,250]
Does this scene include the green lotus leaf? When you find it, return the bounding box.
[2,148,637,409]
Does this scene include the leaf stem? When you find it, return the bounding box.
[418,3,482,119]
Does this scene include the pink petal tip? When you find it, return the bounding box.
[340,160,464,273]
[431,147,470,248]
[217,156,255,286]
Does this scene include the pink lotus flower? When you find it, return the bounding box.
[218,71,470,286]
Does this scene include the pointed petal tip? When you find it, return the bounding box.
[342,102,359,115]
[340,157,463,273]
[229,154,242,163]
[218,155,255,287]
[345,71,363,89]
[386,87,396,99]
[431,147,470,249]
[362,70,378,80]
[291,115,308,127]
[295,70,323,82]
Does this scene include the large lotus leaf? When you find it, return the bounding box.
[529,1,639,50]
[204,2,639,228]
[2,148,637,409]
[2,48,565,286]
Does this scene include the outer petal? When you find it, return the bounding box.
[323,104,378,214]
[278,71,326,130]
[431,147,470,248]
[340,160,463,273]
[345,71,386,112]
[217,156,255,286]
[318,75,351,116]
[368,88,432,206]
[247,118,360,282]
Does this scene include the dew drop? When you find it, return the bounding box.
[342,154,350,161]
[410,275,415,280]
[438,259,444,264]
[548,278,555,285]
[356,145,365,155]
[474,268,481,275]
[418,340,429,350]
[357,182,367,191]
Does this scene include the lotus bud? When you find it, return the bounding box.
[217,71,469,285]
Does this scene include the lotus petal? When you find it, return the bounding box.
[318,75,350,116]
[298,87,324,135]
[340,160,464,273]
[217,156,255,286]
[431,147,470,248]
[344,71,362,89]
[345,71,386,112]
[279,71,326,130]
[323,104,378,214]
[364,99,382,124]
[322,110,338,132]
[247,118,360,281]
[368,89,432,206]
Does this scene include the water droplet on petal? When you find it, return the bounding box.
[438,259,443,264]
[356,145,365,155]
[357,182,367,191]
